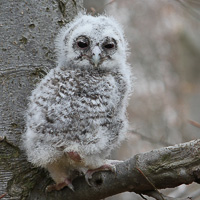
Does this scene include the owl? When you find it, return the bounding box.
[23,13,132,192]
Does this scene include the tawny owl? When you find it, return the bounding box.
[23,13,132,192]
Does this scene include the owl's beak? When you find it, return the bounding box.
[92,46,101,67]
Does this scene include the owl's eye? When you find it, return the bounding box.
[104,43,115,49]
[76,36,90,49]
[102,38,117,53]
[77,41,88,49]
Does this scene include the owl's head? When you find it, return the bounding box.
[55,14,128,71]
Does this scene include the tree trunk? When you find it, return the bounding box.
[0,1,82,199]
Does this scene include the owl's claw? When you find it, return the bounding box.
[45,178,74,192]
[67,182,75,192]
[85,164,116,186]
[85,172,93,186]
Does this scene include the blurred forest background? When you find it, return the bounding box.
[84,0,200,199]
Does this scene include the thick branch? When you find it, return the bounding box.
[30,139,200,200]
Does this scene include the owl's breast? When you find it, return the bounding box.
[59,70,119,106]
[26,68,127,155]
[42,70,122,128]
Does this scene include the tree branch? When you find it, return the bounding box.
[35,139,200,200]
[2,136,199,199]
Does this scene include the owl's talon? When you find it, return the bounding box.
[109,165,116,174]
[46,185,56,193]
[67,182,75,192]
[85,172,93,186]
[85,164,116,186]
[45,178,74,192]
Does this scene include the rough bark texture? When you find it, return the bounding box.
[0,0,82,199]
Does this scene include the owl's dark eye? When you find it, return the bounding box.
[102,38,117,53]
[76,36,90,50]
[104,43,115,49]
[77,41,88,49]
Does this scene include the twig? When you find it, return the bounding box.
[139,194,148,200]
[188,119,200,128]
[136,168,164,200]
[0,193,7,199]
[89,0,115,15]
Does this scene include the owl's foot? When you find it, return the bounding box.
[85,164,116,186]
[46,178,74,193]
[67,151,82,162]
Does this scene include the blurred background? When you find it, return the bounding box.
[84,0,200,199]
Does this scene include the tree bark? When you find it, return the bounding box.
[0,0,82,199]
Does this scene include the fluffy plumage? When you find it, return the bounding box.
[23,13,132,191]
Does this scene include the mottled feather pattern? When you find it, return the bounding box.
[25,66,128,166]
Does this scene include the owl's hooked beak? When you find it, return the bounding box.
[92,46,101,67]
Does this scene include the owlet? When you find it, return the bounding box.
[23,13,132,192]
